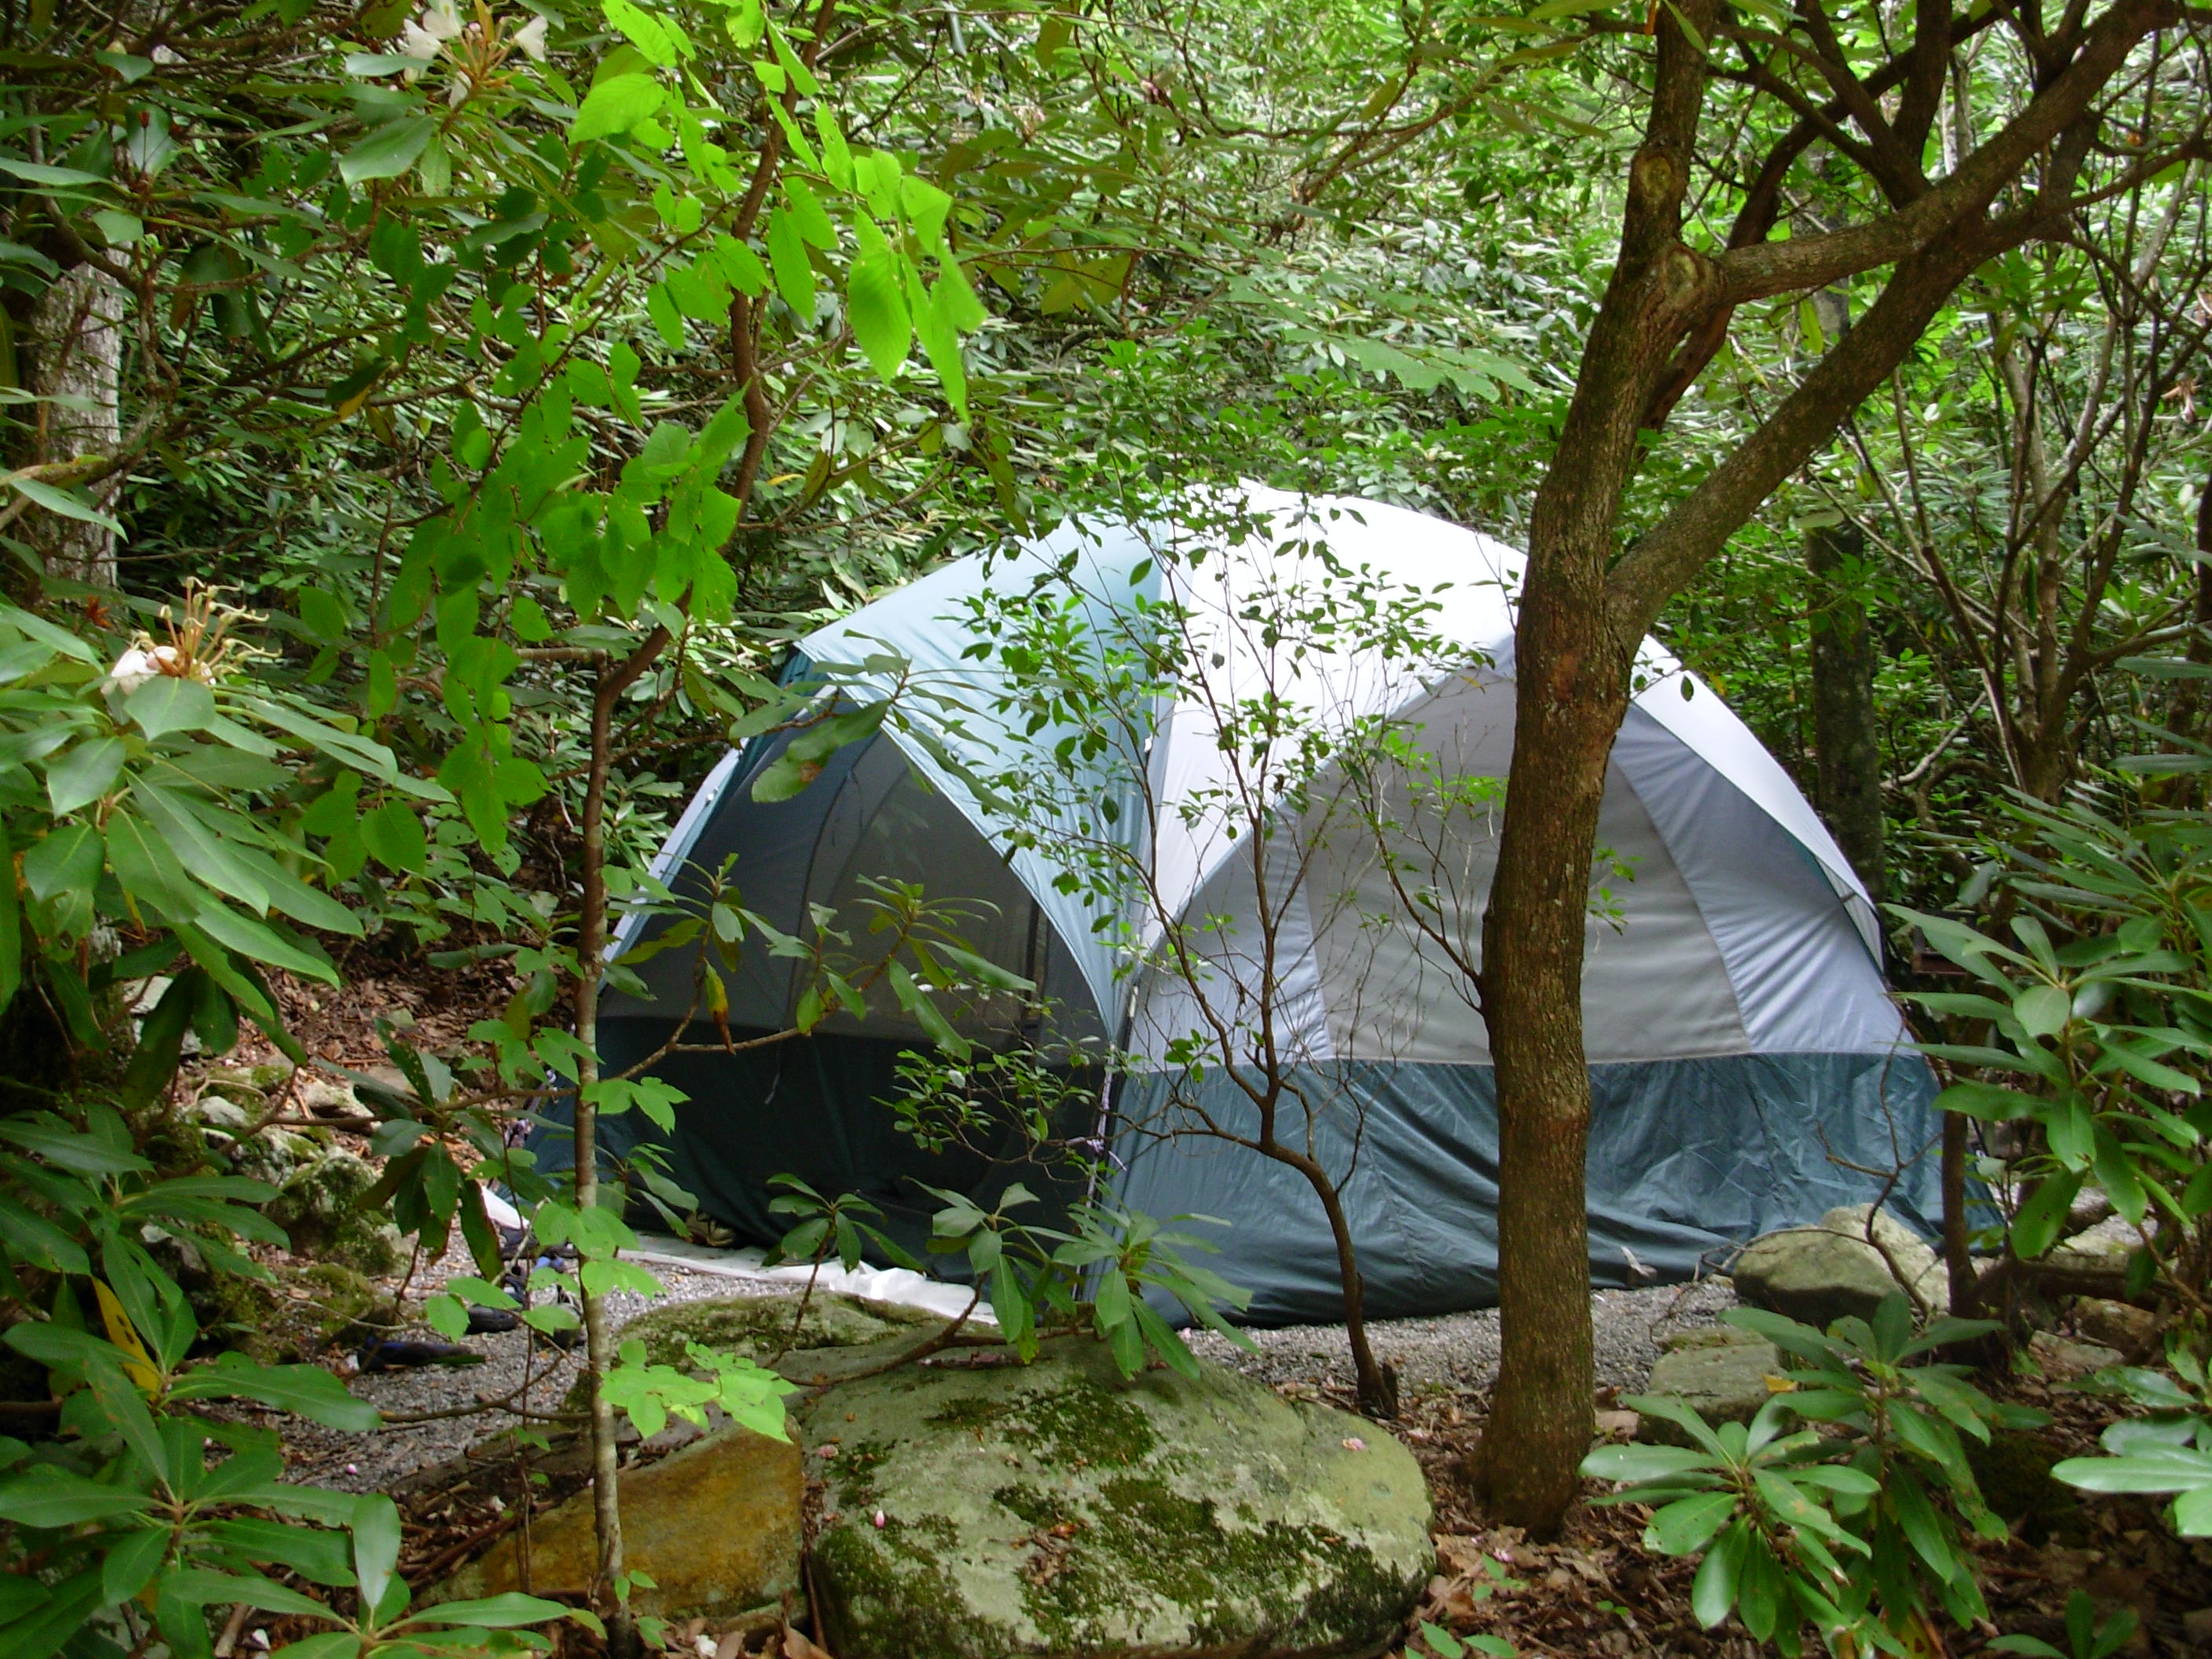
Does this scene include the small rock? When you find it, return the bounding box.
[1641,1327,1785,1441]
[2028,1331,2124,1379]
[1730,1205,1947,1331]
[2072,1297,2158,1354]
[434,1423,803,1621]
[189,1096,253,1133]
[297,1075,373,1123]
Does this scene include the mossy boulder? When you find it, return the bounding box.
[262,1148,404,1276]
[1965,1428,2086,1546]
[180,1258,383,1363]
[1731,1204,1946,1331]
[804,1338,1432,1659]
[434,1420,804,1622]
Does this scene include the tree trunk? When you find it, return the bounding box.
[1290,1149,1396,1418]
[1806,520,1885,903]
[573,631,667,1659]
[29,265,123,588]
[1467,0,2177,1543]
[1478,562,1635,1531]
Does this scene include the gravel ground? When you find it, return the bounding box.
[1186,1276,1740,1400]
[285,1253,793,1492]
[283,1240,1738,1492]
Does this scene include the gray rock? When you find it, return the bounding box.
[1642,1326,1785,1438]
[2028,1331,2123,1379]
[1731,1205,1947,1331]
[805,1337,1433,1659]
[189,1095,253,1133]
[295,1075,372,1123]
[2071,1296,2158,1353]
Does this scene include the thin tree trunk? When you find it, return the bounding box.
[1807,520,1885,903]
[30,265,123,588]
[1941,1108,1977,1317]
[1286,1149,1395,1417]
[573,631,668,1659]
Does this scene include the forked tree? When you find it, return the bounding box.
[1474,0,2212,1532]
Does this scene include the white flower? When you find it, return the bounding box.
[397,20,443,60]
[109,646,158,693]
[511,13,548,60]
[420,0,465,40]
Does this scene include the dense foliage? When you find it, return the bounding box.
[0,0,2207,1654]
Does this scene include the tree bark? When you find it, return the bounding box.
[1807,520,1885,903]
[29,265,123,588]
[1478,586,1633,1529]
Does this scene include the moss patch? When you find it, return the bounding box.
[813,1517,1025,1659]
[617,1292,934,1371]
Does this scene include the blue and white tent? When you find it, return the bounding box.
[586,489,1938,1321]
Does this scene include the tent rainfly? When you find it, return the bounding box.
[577,488,1939,1323]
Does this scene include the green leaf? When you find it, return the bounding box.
[9,475,120,533]
[765,207,815,321]
[266,1634,363,1659]
[848,249,912,381]
[0,158,108,187]
[359,800,428,874]
[46,736,125,816]
[339,115,437,185]
[125,676,217,739]
[1648,1490,1739,1555]
[170,1352,379,1430]
[2053,1447,2212,1493]
[100,1523,170,1606]
[1690,1520,1744,1628]
[0,821,16,1017]
[2012,1169,2085,1259]
[572,72,666,142]
[0,1467,154,1527]
[1580,1444,1717,1483]
[2015,983,2071,1039]
[351,1492,401,1615]
[157,1569,335,1621]
[192,899,339,984]
[403,1591,582,1629]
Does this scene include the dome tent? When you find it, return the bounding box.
[580,487,1938,1322]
